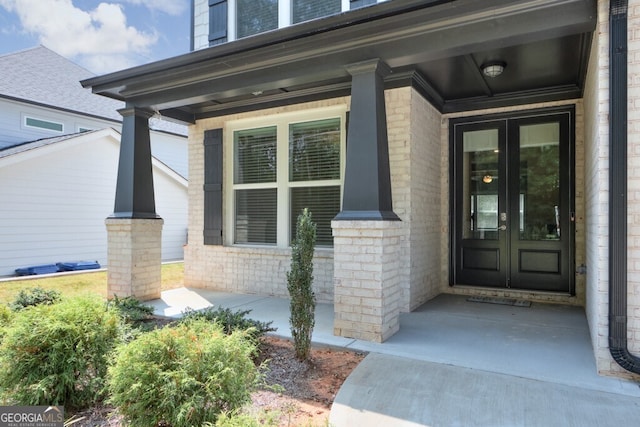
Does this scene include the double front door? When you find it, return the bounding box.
[451,109,574,293]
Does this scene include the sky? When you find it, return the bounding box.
[0,0,191,75]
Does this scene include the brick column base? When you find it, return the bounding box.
[332,220,403,342]
[105,218,164,301]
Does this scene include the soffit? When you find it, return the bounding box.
[82,0,597,122]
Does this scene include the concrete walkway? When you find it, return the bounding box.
[148,288,640,426]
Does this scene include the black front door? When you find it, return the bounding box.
[451,109,574,293]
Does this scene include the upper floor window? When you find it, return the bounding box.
[292,0,341,24]
[197,0,383,49]
[237,0,278,38]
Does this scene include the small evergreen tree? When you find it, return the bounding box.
[287,208,317,360]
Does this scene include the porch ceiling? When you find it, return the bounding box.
[81,0,596,123]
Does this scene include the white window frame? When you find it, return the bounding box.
[228,0,386,41]
[225,106,346,248]
[23,115,64,133]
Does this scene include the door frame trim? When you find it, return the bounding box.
[448,105,576,294]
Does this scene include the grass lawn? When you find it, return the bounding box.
[0,262,184,303]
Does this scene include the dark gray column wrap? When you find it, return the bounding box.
[112,107,160,219]
[335,59,399,221]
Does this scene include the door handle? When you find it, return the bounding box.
[498,225,507,231]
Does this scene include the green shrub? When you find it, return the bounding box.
[108,319,262,427]
[10,287,61,311]
[0,304,13,342]
[181,306,276,339]
[0,297,121,410]
[109,295,154,322]
[287,208,317,360]
[213,411,279,427]
[0,304,12,325]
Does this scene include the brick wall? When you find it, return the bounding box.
[185,88,439,308]
[384,86,446,312]
[581,0,640,381]
[332,220,403,342]
[185,97,351,303]
[583,1,611,377]
[192,0,209,51]
[407,89,446,310]
[579,0,640,381]
[105,218,163,301]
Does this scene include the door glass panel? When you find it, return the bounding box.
[462,129,499,240]
[519,123,560,240]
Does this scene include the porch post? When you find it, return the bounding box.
[332,59,402,342]
[335,58,399,221]
[105,107,163,301]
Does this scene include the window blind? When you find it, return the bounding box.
[237,0,278,38]
[234,126,277,184]
[289,118,340,182]
[291,186,341,246]
[292,0,341,24]
[235,188,278,244]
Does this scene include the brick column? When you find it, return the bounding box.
[106,218,163,301]
[106,106,162,302]
[332,220,403,342]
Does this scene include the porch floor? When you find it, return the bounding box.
[149,289,640,426]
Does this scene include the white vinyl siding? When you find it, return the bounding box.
[0,131,188,276]
[0,100,116,150]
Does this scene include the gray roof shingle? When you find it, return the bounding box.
[0,131,100,160]
[0,46,187,135]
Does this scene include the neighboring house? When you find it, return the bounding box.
[82,0,640,380]
[0,129,188,276]
[0,46,188,276]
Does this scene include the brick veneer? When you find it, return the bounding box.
[582,0,640,380]
[332,220,403,342]
[105,218,163,301]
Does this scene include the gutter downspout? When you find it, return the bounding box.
[608,0,640,374]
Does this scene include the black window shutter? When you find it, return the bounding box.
[209,0,228,46]
[204,129,223,245]
[350,0,376,10]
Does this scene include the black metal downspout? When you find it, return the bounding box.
[608,0,640,374]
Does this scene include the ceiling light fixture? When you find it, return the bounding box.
[481,61,506,78]
[482,174,493,184]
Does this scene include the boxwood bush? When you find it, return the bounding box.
[180,306,276,339]
[0,304,12,342]
[10,287,61,311]
[108,319,262,427]
[0,296,121,410]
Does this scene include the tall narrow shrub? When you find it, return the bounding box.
[287,208,317,360]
